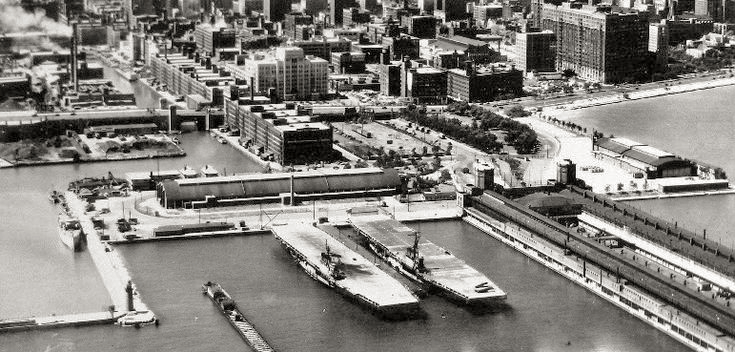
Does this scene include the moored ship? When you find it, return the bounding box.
[58,214,84,252]
[350,215,507,307]
[271,223,421,320]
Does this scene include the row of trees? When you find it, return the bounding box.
[404,105,504,153]
[445,102,540,154]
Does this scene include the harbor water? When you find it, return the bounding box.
[563,86,735,245]
[0,66,724,351]
[0,221,690,352]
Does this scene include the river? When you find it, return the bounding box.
[0,68,713,351]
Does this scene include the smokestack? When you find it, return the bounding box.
[71,23,79,92]
[290,173,295,205]
[250,76,255,100]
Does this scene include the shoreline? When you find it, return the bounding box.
[544,75,735,117]
[1,151,186,169]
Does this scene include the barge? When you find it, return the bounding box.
[202,282,276,352]
[349,215,507,306]
[271,223,420,320]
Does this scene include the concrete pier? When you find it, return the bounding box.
[64,192,151,317]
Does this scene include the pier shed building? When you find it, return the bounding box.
[593,137,696,179]
[156,167,401,208]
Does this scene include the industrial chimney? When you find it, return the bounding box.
[71,22,79,92]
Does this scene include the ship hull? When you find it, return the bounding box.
[281,242,420,320]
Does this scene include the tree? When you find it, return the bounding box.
[562,69,577,78]
[440,169,452,183]
[422,146,428,156]
[617,183,624,191]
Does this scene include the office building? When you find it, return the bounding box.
[227,47,329,101]
[447,63,523,102]
[222,102,335,165]
[513,30,556,73]
[402,15,438,39]
[193,26,237,56]
[473,4,504,27]
[435,0,468,21]
[400,59,447,104]
[264,0,290,21]
[330,0,359,26]
[382,35,420,60]
[290,37,353,60]
[343,7,372,27]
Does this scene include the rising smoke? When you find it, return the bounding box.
[0,0,72,36]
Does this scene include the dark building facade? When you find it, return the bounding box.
[264,0,290,21]
[382,34,420,60]
[542,3,650,83]
[402,15,437,39]
[447,64,523,102]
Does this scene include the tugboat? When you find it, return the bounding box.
[58,214,84,252]
[116,310,157,327]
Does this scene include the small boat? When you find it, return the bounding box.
[172,137,180,145]
[58,215,84,252]
[216,136,227,144]
[116,310,157,327]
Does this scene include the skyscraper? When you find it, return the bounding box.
[264,0,290,21]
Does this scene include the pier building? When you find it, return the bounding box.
[156,167,401,209]
[593,137,696,178]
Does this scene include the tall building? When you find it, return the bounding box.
[342,7,372,27]
[513,30,556,73]
[541,3,650,83]
[473,4,504,27]
[329,0,359,26]
[402,15,437,39]
[382,35,420,60]
[227,47,329,101]
[649,21,669,73]
[290,37,352,60]
[193,26,237,56]
[434,0,467,21]
[264,0,290,21]
[399,59,447,104]
[59,0,86,24]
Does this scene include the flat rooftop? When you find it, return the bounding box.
[349,215,506,301]
[271,223,419,308]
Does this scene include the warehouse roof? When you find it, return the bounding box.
[161,168,400,202]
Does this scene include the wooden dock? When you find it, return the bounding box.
[202,282,275,352]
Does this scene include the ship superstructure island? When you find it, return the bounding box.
[349,215,507,306]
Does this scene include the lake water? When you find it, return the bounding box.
[564,87,735,245]
[0,67,722,351]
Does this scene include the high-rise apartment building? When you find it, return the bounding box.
[541,3,650,83]
[329,0,359,26]
[227,47,329,101]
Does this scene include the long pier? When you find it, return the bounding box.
[466,191,735,352]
